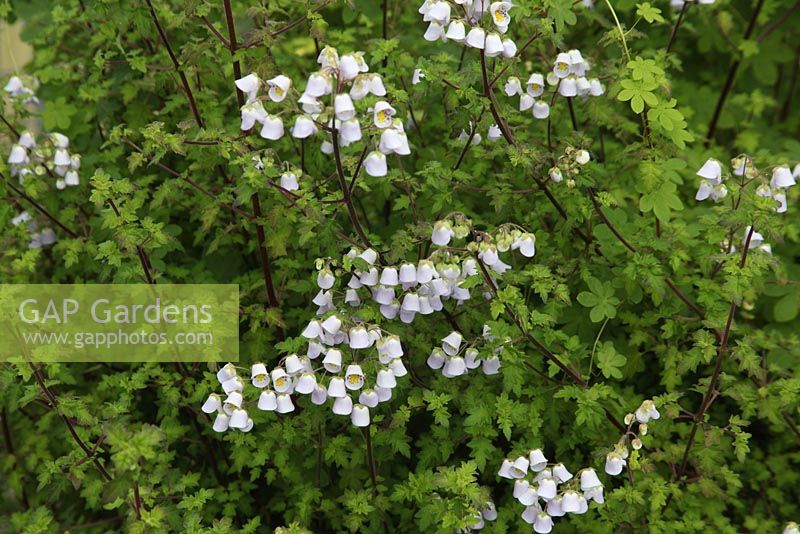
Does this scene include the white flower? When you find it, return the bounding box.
[533,101,550,119]
[349,326,371,349]
[425,0,452,23]
[373,101,396,128]
[379,124,411,155]
[478,244,499,266]
[276,393,295,413]
[229,408,249,429]
[575,150,590,165]
[344,364,365,390]
[519,94,534,111]
[201,394,222,413]
[18,131,36,149]
[317,45,340,69]
[553,52,571,78]
[332,395,354,415]
[529,448,548,471]
[558,76,578,97]
[432,220,455,246]
[427,347,446,369]
[442,331,463,356]
[424,21,446,41]
[377,368,397,388]
[783,522,800,534]
[634,400,660,423]
[358,151,386,177]
[251,363,270,388]
[8,145,28,165]
[568,49,587,76]
[257,390,278,410]
[338,54,362,81]
[351,404,370,426]
[498,458,514,478]
[552,463,573,483]
[291,115,318,138]
[512,233,536,257]
[339,119,362,146]
[280,172,299,191]
[510,456,529,478]
[526,74,545,97]
[465,27,486,49]
[589,78,604,96]
[260,115,284,140]
[580,468,602,491]
[446,19,467,41]
[502,38,517,57]
[333,93,356,121]
[266,74,291,102]
[561,490,581,513]
[774,191,788,213]
[412,69,425,85]
[305,72,332,97]
[317,269,335,290]
[487,124,502,141]
[221,376,244,394]
[489,2,512,30]
[389,359,408,377]
[771,165,796,188]
[293,372,316,394]
[482,355,501,375]
[505,77,523,96]
[484,33,504,57]
[299,93,324,115]
[235,73,260,102]
[697,158,723,184]
[576,76,592,96]
[605,452,626,475]
[212,413,230,432]
[217,363,237,383]
[533,512,553,534]
[519,487,538,506]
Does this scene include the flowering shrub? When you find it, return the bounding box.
[1,0,800,532]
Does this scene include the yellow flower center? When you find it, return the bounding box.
[347,374,362,384]
[529,83,542,92]
[556,62,568,72]
[254,374,266,382]
[494,10,507,22]
[274,87,284,95]
[275,377,286,387]
[377,110,390,123]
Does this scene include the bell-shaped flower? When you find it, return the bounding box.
[519,93,535,111]
[221,376,244,394]
[526,73,545,97]
[389,359,407,377]
[519,487,538,506]
[579,468,602,491]
[575,150,590,165]
[489,2,512,30]
[446,19,466,41]
[484,33,504,57]
[561,490,581,513]
[697,158,723,184]
[498,458,514,478]
[275,393,295,413]
[229,408,249,429]
[774,191,788,213]
[375,368,396,389]
[334,93,356,121]
[513,479,530,499]
[442,331,463,356]
[251,363,270,388]
[344,364,365,390]
[260,115,284,140]
[359,389,380,408]
[537,477,557,500]
[18,131,36,149]
[305,72,332,98]
[319,315,341,336]
[279,172,299,191]
[292,372,315,394]
[317,269,335,290]
[546,496,565,517]
[605,452,626,475]
[528,448,548,471]
[338,54,362,81]
[212,413,230,432]
[505,77,523,96]
[373,101,396,129]
[291,115,318,138]
[235,73,260,103]
[376,386,393,402]
[217,363,237,383]
[568,49,587,76]
[432,220,455,246]
[424,348,445,370]
[487,124,502,141]
[635,399,660,423]
[307,384,326,405]
[328,376,347,398]
[533,512,553,534]
[771,165,796,188]
[412,68,425,85]
[482,355,501,375]
[339,118,362,146]
[256,390,277,411]
[270,368,291,393]
[369,74,386,96]
[783,523,800,534]
[442,356,467,377]
[349,326,371,349]
[465,27,486,48]
[286,354,305,375]
[424,21,445,41]
[510,455,530,478]
[425,0,452,23]
[317,45,339,68]
[321,348,342,373]
[379,124,411,155]
[398,263,417,285]
[589,78,604,96]
[351,403,370,426]
[266,75,291,102]
[464,348,481,369]
[202,393,222,413]
[521,504,538,524]
[332,395,354,415]
[7,144,28,165]
[502,38,517,57]
[576,76,592,96]
[558,76,578,97]
[553,53,571,78]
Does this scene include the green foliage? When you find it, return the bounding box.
[1,0,799,532]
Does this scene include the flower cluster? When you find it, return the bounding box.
[426,327,504,378]
[234,46,409,178]
[498,450,605,533]
[203,319,407,431]
[547,146,591,185]
[11,211,56,249]
[604,399,661,477]
[3,75,40,105]
[503,50,604,120]
[695,156,798,213]
[7,131,81,189]
[459,501,497,532]
[419,1,518,58]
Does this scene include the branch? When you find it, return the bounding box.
[331,126,374,250]
[1,172,81,238]
[145,0,205,129]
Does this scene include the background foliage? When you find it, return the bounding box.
[1,0,799,532]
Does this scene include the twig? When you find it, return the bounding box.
[1,172,81,238]
[145,0,205,128]
[331,126,374,249]
[666,2,689,53]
